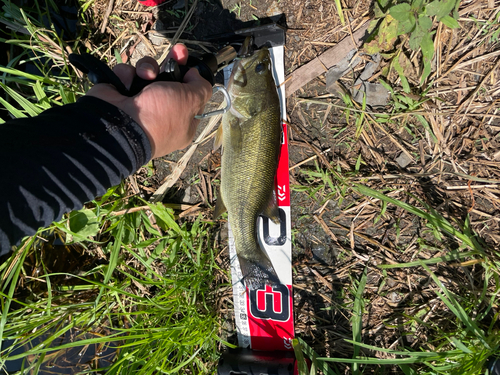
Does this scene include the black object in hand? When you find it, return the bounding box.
[69,53,217,97]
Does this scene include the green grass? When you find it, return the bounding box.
[0,191,224,373]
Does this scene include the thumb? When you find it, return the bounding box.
[183,67,213,104]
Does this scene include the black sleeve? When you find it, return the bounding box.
[0,96,152,255]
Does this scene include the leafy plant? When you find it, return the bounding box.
[366,0,461,84]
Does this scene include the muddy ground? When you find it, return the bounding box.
[77,0,500,372]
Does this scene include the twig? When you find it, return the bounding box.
[455,58,500,116]
[133,26,157,56]
[110,203,197,216]
[158,0,198,63]
[313,214,340,244]
[446,184,499,190]
[289,148,331,170]
[329,220,400,262]
[308,266,333,291]
[100,0,115,34]
[179,202,203,218]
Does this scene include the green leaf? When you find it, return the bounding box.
[420,32,435,83]
[409,25,422,50]
[399,15,417,35]
[0,96,26,118]
[389,3,411,22]
[297,338,337,375]
[425,0,441,16]
[373,1,386,19]
[114,49,123,64]
[411,0,424,11]
[390,4,417,35]
[292,339,309,375]
[400,364,418,375]
[33,81,49,107]
[418,14,433,31]
[409,15,433,51]
[352,265,368,375]
[354,93,366,139]
[352,183,482,251]
[59,86,76,104]
[69,208,100,238]
[148,203,182,234]
[379,79,394,94]
[377,250,476,269]
[415,114,437,142]
[0,66,57,85]
[355,154,362,172]
[95,221,124,308]
[440,15,460,28]
[449,337,472,353]
[421,263,489,348]
[378,0,390,9]
[334,0,345,25]
[365,14,399,53]
[425,0,456,19]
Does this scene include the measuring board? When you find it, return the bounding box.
[224,42,294,352]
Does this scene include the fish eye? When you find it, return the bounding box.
[255,63,266,73]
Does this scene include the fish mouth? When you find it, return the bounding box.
[236,36,270,63]
[237,36,255,58]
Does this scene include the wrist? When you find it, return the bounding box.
[86,87,158,158]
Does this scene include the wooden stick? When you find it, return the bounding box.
[101,0,115,34]
[285,22,369,97]
[158,0,198,63]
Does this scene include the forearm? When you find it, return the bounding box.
[0,96,151,255]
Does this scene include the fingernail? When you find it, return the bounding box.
[138,62,155,73]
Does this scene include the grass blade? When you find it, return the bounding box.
[420,262,489,348]
[352,183,482,251]
[297,337,339,375]
[352,265,368,374]
[334,0,345,25]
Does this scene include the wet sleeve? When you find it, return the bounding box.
[0,96,152,256]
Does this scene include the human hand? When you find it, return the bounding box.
[87,44,212,159]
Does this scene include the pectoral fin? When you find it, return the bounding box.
[214,193,227,219]
[261,190,280,225]
[213,125,223,151]
[228,117,243,153]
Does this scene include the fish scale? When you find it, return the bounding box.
[218,47,281,289]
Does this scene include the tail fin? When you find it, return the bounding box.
[238,255,280,290]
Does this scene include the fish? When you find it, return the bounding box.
[214,40,282,290]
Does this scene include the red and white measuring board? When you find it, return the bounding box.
[225,45,294,351]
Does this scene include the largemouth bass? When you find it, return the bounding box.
[214,44,281,290]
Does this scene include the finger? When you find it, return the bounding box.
[160,43,189,71]
[183,67,213,104]
[135,56,159,80]
[113,64,136,90]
